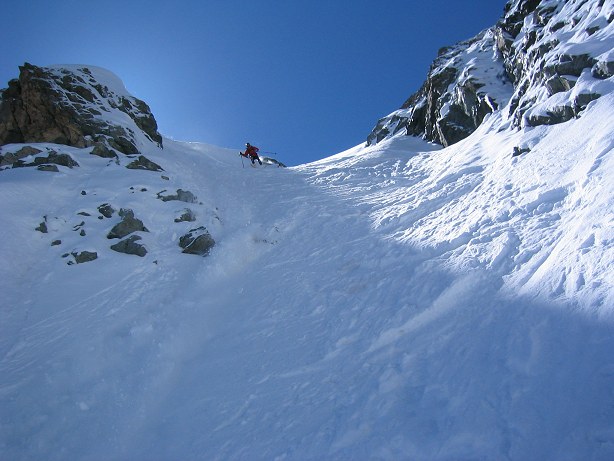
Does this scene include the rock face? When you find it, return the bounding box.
[0,63,163,154]
[367,0,614,146]
[367,29,514,147]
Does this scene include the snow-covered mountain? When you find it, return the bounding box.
[1,0,613,459]
[368,0,614,147]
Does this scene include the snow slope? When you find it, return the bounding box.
[1,84,614,460]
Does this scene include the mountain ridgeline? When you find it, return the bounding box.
[367,0,613,147]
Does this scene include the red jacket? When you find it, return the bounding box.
[245,145,259,158]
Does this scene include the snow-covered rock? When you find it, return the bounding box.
[368,0,614,145]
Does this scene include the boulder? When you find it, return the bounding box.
[592,60,614,79]
[179,226,215,256]
[107,208,148,239]
[126,155,163,171]
[71,250,98,264]
[157,189,197,203]
[97,203,115,218]
[90,143,118,159]
[174,208,196,223]
[110,235,147,257]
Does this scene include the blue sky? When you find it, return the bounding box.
[2,1,505,165]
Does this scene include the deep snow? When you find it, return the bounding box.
[2,91,614,459]
[1,62,614,460]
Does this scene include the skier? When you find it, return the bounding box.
[241,142,262,166]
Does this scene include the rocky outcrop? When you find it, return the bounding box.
[0,63,163,154]
[367,0,613,146]
[496,0,612,128]
[367,29,514,147]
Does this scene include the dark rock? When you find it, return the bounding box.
[573,93,601,112]
[592,60,614,79]
[174,208,196,223]
[11,152,79,170]
[551,54,597,77]
[110,235,147,257]
[36,164,59,172]
[126,155,163,171]
[107,135,138,155]
[0,146,42,166]
[157,189,197,203]
[97,203,115,218]
[179,226,215,256]
[367,29,511,147]
[107,208,148,239]
[528,105,575,126]
[91,143,118,159]
[72,250,98,264]
[512,146,531,157]
[545,75,575,95]
[35,219,48,233]
[51,239,61,246]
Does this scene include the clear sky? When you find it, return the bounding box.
[1,0,506,165]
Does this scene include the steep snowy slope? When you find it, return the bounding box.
[1,93,614,460]
[1,0,614,458]
[308,97,614,312]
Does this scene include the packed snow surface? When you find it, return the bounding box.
[1,97,614,459]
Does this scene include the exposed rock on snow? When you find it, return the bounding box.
[97,203,115,219]
[110,235,147,257]
[157,188,198,203]
[0,145,42,166]
[11,151,79,170]
[174,208,196,223]
[179,226,215,256]
[126,154,164,171]
[70,250,98,264]
[106,208,148,239]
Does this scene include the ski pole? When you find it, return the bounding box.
[239,152,244,168]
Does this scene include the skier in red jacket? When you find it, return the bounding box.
[242,143,262,165]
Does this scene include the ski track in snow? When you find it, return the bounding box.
[1,105,614,459]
